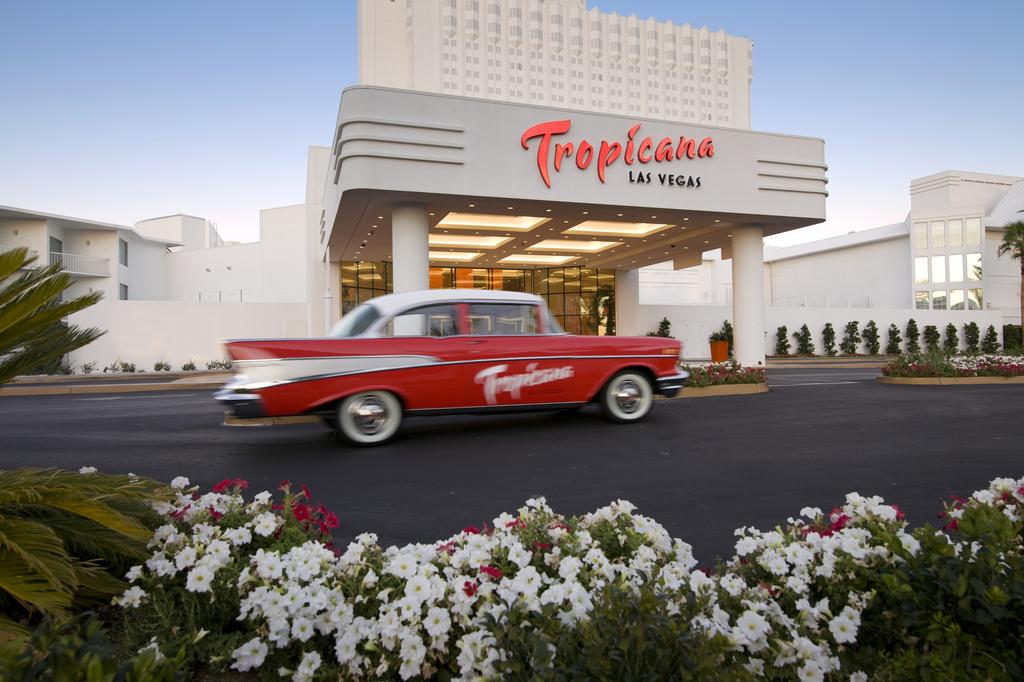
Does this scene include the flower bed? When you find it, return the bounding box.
[6,472,1024,680]
[882,353,1024,378]
[681,360,766,388]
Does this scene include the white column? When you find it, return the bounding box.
[322,258,334,334]
[731,226,765,366]
[614,268,640,336]
[392,203,429,293]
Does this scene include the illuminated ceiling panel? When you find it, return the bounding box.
[428,234,513,249]
[526,239,622,253]
[437,212,550,232]
[497,253,578,265]
[563,221,673,238]
[427,251,483,262]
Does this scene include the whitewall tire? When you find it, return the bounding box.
[336,391,403,446]
[600,371,654,423]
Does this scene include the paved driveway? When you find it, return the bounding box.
[2,368,1020,564]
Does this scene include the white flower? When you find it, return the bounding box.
[116,585,147,608]
[798,660,825,681]
[231,637,268,672]
[125,565,143,583]
[185,565,215,593]
[170,476,190,489]
[828,606,861,644]
[174,546,198,570]
[800,506,822,519]
[291,617,315,642]
[78,466,98,474]
[294,651,322,682]
[736,610,770,644]
[386,553,418,580]
[424,606,452,637]
[849,673,868,682]
[735,536,759,556]
[404,573,432,604]
[900,534,921,556]
[224,526,253,546]
[253,512,279,537]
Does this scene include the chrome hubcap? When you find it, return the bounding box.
[350,397,387,435]
[614,380,642,413]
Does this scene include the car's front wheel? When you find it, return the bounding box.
[336,391,403,446]
[599,371,654,423]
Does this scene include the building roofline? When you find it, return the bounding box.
[0,204,182,246]
[764,221,908,263]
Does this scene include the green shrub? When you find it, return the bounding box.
[103,360,137,373]
[942,323,959,353]
[153,360,171,372]
[181,359,196,371]
[721,320,734,356]
[885,323,902,354]
[923,325,940,353]
[80,361,97,374]
[1004,324,1023,353]
[905,319,921,353]
[863,320,880,355]
[982,325,1000,354]
[963,322,981,354]
[840,320,861,355]
[774,325,790,355]
[681,360,766,387]
[822,322,837,356]
[793,324,815,355]
[205,359,232,370]
[646,317,673,338]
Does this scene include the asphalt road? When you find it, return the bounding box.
[2,367,1021,564]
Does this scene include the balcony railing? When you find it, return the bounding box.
[48,251,111,277]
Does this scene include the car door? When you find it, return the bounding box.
[460,302,581,407]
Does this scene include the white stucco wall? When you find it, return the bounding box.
[68,300,310,369]
[259,204,308,303]
[164,242,264,302]
[986,231,1022,324]
[0,218,48,256]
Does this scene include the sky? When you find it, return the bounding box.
[1,0,1022,246]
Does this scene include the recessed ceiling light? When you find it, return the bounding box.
[564,221,673,238]
[527,239,623,253]
[714,219,720,223]
[617,213,623,217]
[468,204,475,208]
[545,208,552,212]
[428,251,483,262]
[437,212,549,232]
[727,234,733,237]
[582,211,589,215]
[704,240,710,244]
[429,234,513,249]
[377,216,383,219]
[498,253,578,265]
[507,206,514,210]
[683,218,690,221]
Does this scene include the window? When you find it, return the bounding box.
[949,289,965,310]
[119,238,128,266]
[914,291,930,309]
[330,304,380,338]
[119,284,128,300]
[931,290,947,310]
[965,218,982,246]
[929,221,945,249]
[913,257,929,284]
[966,253,982,281]
[930,255,945,283]
[386,304,459,337]
[948,219,963,247]
[949,254,964,282]
[467,303,539,335]
[967,288,983,310]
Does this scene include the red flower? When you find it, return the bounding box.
[532,541,552,551]
[463,580,478,597]
[506,518,526,529]
[322,512,340,529]
[436,541,456,555]
[300,483,312,501]
[207,506,223,520]
[278,480,291,492]
[827,514,851,534]
[478,565,503,580]
[463,525,481,535]
[891,504,906,520]
[293,504,311,522]
[169,504,191,520]
[212,479,234,493]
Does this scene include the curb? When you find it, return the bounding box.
[665,383,769,399]
[0,381,225,397]
[876,376,1024,386]
[769,363,885,370]
[8,370,230,385]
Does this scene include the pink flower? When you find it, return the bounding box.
[478,565,503,580]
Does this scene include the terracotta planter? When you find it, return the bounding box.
[710,340,729,362]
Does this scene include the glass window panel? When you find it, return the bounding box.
[581,268,598,291]
[930,255,945,283]
[386,304,459,337]
[929,221,945,249]
[562,267,581,293]
[499,269,525,292]
[561,315,582,335]
[931,290,947,310]
[341,287,358,315]
[913,257,929,284]
[597,270,616,288]
[913,222,928,250]
[914,291,930,309]
[547,293,565,315]
[948,254,964,282]
[467,303,539,335]
[341,263,358,288]
[564,294,582,316]
[429,267,446,289]
[949,289,965,310]
[530,269,546,295]
[385,263,393,291]
[965,218,982,246]
[966,253,982,281]
[967,288,983,310]
[546,268,565,294]
[948,219,963,247]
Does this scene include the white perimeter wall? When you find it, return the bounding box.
[68,300,310,369]
[634,303,1005,361]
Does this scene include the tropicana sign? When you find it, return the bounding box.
[520,119,715,188]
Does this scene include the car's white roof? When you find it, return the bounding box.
[365,289,543,316]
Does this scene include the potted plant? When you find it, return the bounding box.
[709,330,730,362]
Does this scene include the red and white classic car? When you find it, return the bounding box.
[215,289,688,445]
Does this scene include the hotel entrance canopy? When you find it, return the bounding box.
[320,86,826,270]
[319,86,827,366]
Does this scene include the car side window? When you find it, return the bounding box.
[467,304,539,335]
[385,304,459,337]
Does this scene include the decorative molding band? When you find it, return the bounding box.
[757,171,829,184]
[757,158,829,171]
[757,185,830,197]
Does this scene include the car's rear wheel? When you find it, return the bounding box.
[599,371,653,423]
[336,391,402,446]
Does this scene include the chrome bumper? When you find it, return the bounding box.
[656,371,690,398]
[213,375,266,418]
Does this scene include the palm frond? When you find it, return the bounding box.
[0,518,75,616]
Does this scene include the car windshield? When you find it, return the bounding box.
[329,304,381,338]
